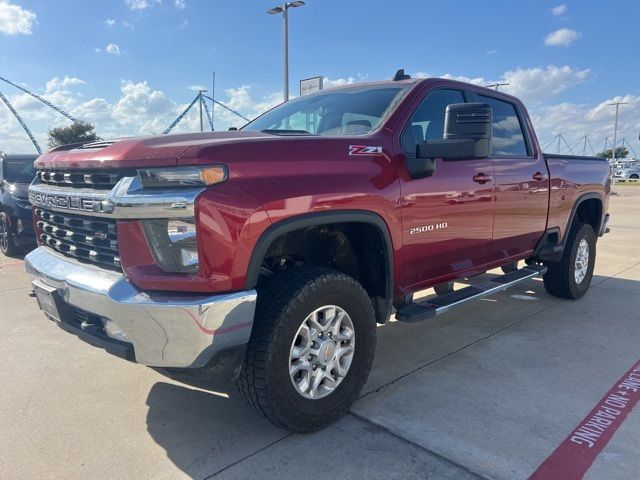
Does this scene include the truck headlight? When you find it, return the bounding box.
[141,219,200,273]
[138,166,227,188]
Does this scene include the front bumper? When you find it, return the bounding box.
[25,246,257,368]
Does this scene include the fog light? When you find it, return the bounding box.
[102,319,130,343]
[17,219,24,234]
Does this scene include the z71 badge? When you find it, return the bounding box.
[349,145,382,155]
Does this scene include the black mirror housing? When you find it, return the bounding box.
[417,103,492,161]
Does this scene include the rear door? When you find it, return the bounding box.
[398,88,495,290]
[475,94,549,261]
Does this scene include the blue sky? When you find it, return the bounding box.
[1,0,638,157]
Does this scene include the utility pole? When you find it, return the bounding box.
[609,102,628,163]
[267,1,306,102]
[198,89,207,132]
[486,82,509,91]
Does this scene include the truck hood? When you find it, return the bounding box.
[34,131,274,169]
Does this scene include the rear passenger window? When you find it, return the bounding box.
[401,89,465,156]
[478,95,530,157]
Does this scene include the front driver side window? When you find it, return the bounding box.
[401,89,465,156]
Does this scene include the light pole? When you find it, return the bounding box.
[267,1,305,102]
[608,102,628,164]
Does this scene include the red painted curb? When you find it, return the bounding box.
[529,358,640,480]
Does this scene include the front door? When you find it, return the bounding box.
[398,88,495,290]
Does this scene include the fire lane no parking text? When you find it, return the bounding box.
[530,358,640,480]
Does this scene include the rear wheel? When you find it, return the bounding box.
[543,222,596,299]
[0,212,19,257]
[630,174,639,180]
[236,266,376,432]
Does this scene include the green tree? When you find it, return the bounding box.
[47,121,101,148]
[596,146,629,160]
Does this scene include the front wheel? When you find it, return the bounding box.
[236,267,376,432]
[543,222,596,299]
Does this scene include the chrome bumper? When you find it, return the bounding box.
[25,247,257,368]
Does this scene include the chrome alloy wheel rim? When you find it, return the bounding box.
[289,305,355,399]
[574,238,589,284]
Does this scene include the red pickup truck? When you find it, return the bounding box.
[25,71,611,432]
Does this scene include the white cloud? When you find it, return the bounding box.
[531,95,640,156]
[551,4,567,16]
[106,43,121,55]
[0,1,37,35]
[545,28,580,47]
[502,65,590,103]
[125,0,159,10]
[125,0,184,10]
[486,49,498,55]
[323,74,368,89]
[45,76,86,93]
[105,18,116,27]
[122,20,135,29]
[414,65,589,104]
[0,77,269,153]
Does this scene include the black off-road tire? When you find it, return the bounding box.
[236,266,376,433]
[543,222,596,299]
[0,212,19,257]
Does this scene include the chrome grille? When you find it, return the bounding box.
[34,208,121,271]
[37,169,133,190]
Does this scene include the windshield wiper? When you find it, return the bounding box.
[260,129,317,136]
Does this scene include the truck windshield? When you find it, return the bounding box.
[243,85,410,136]
[2,157,36,183]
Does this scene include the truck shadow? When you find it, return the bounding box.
[145,381,285,479]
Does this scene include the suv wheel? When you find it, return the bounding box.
[543,222,596,299]
[0,212,19,257]
[236,266,376,432]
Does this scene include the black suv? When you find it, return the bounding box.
[0,153,38,256]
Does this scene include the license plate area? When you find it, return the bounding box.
[32,281,63,322]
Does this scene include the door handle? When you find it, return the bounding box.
[533,172,546,181]
[472,173,493,184]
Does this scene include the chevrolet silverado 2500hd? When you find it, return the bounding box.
[25,72,611,432]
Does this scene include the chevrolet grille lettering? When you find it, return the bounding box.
[29,191,111,214]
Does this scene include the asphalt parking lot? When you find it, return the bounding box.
[1,185,639,480]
